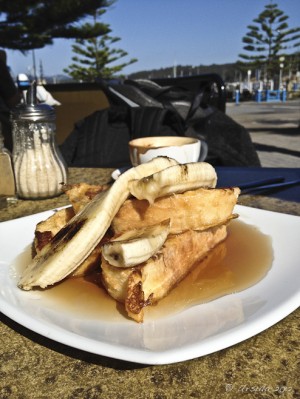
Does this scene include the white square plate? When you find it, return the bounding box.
[0,205,299,365]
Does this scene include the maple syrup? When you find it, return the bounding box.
[15,220,273,322]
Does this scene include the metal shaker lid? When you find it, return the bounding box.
[12,81,55,121]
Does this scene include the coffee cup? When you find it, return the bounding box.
[129,136,208,166]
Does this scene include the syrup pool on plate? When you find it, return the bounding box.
[15,220,273,322]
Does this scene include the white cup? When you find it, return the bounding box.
[129,136,207,166]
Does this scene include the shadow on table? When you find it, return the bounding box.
[0,312,147,371]
[249,126,300,137]
[254,143,300,159]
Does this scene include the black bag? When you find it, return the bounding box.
[60,79,261,168]
[60,106,131,168]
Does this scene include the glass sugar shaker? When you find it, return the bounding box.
[11,82,68,199]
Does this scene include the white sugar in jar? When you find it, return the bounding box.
[11,83,67,199]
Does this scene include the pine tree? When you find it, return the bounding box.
[239,2,300,81]
[0,0,112,51]
[63,12,137,81]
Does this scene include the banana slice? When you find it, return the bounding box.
[18,156,178,290]
[102,219,170,268]
[128,162,217,203]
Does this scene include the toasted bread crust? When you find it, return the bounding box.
[112,187,240,235]
[34,206,102,277]
[63,183,109,213]
[34,207,75,253]
[101,224,227,322]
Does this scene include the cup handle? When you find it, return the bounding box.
[199,140,208,161]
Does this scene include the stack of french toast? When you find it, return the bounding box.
[19,157,240,322]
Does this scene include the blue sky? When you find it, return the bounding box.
[5,0,300,78]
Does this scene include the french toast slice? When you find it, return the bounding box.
[102,225,228,322]
[112,187,240,235]
[63,182,109,213]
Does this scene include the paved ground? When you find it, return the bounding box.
[226,99,300,167]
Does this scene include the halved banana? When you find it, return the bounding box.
[102,219,170,268]
[18,157,178,290]
[128,162,217,203]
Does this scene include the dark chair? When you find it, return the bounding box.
[152,73,227,113]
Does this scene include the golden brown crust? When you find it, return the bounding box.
[63,183,109,213]
[33,206,102,277]
[33,182,109,255]
[125,271,153,323]
[101,225,227,322]
[71,244,102,277]
[112,187,240,235]
[33,183,111,277]
[34,207,75,254]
